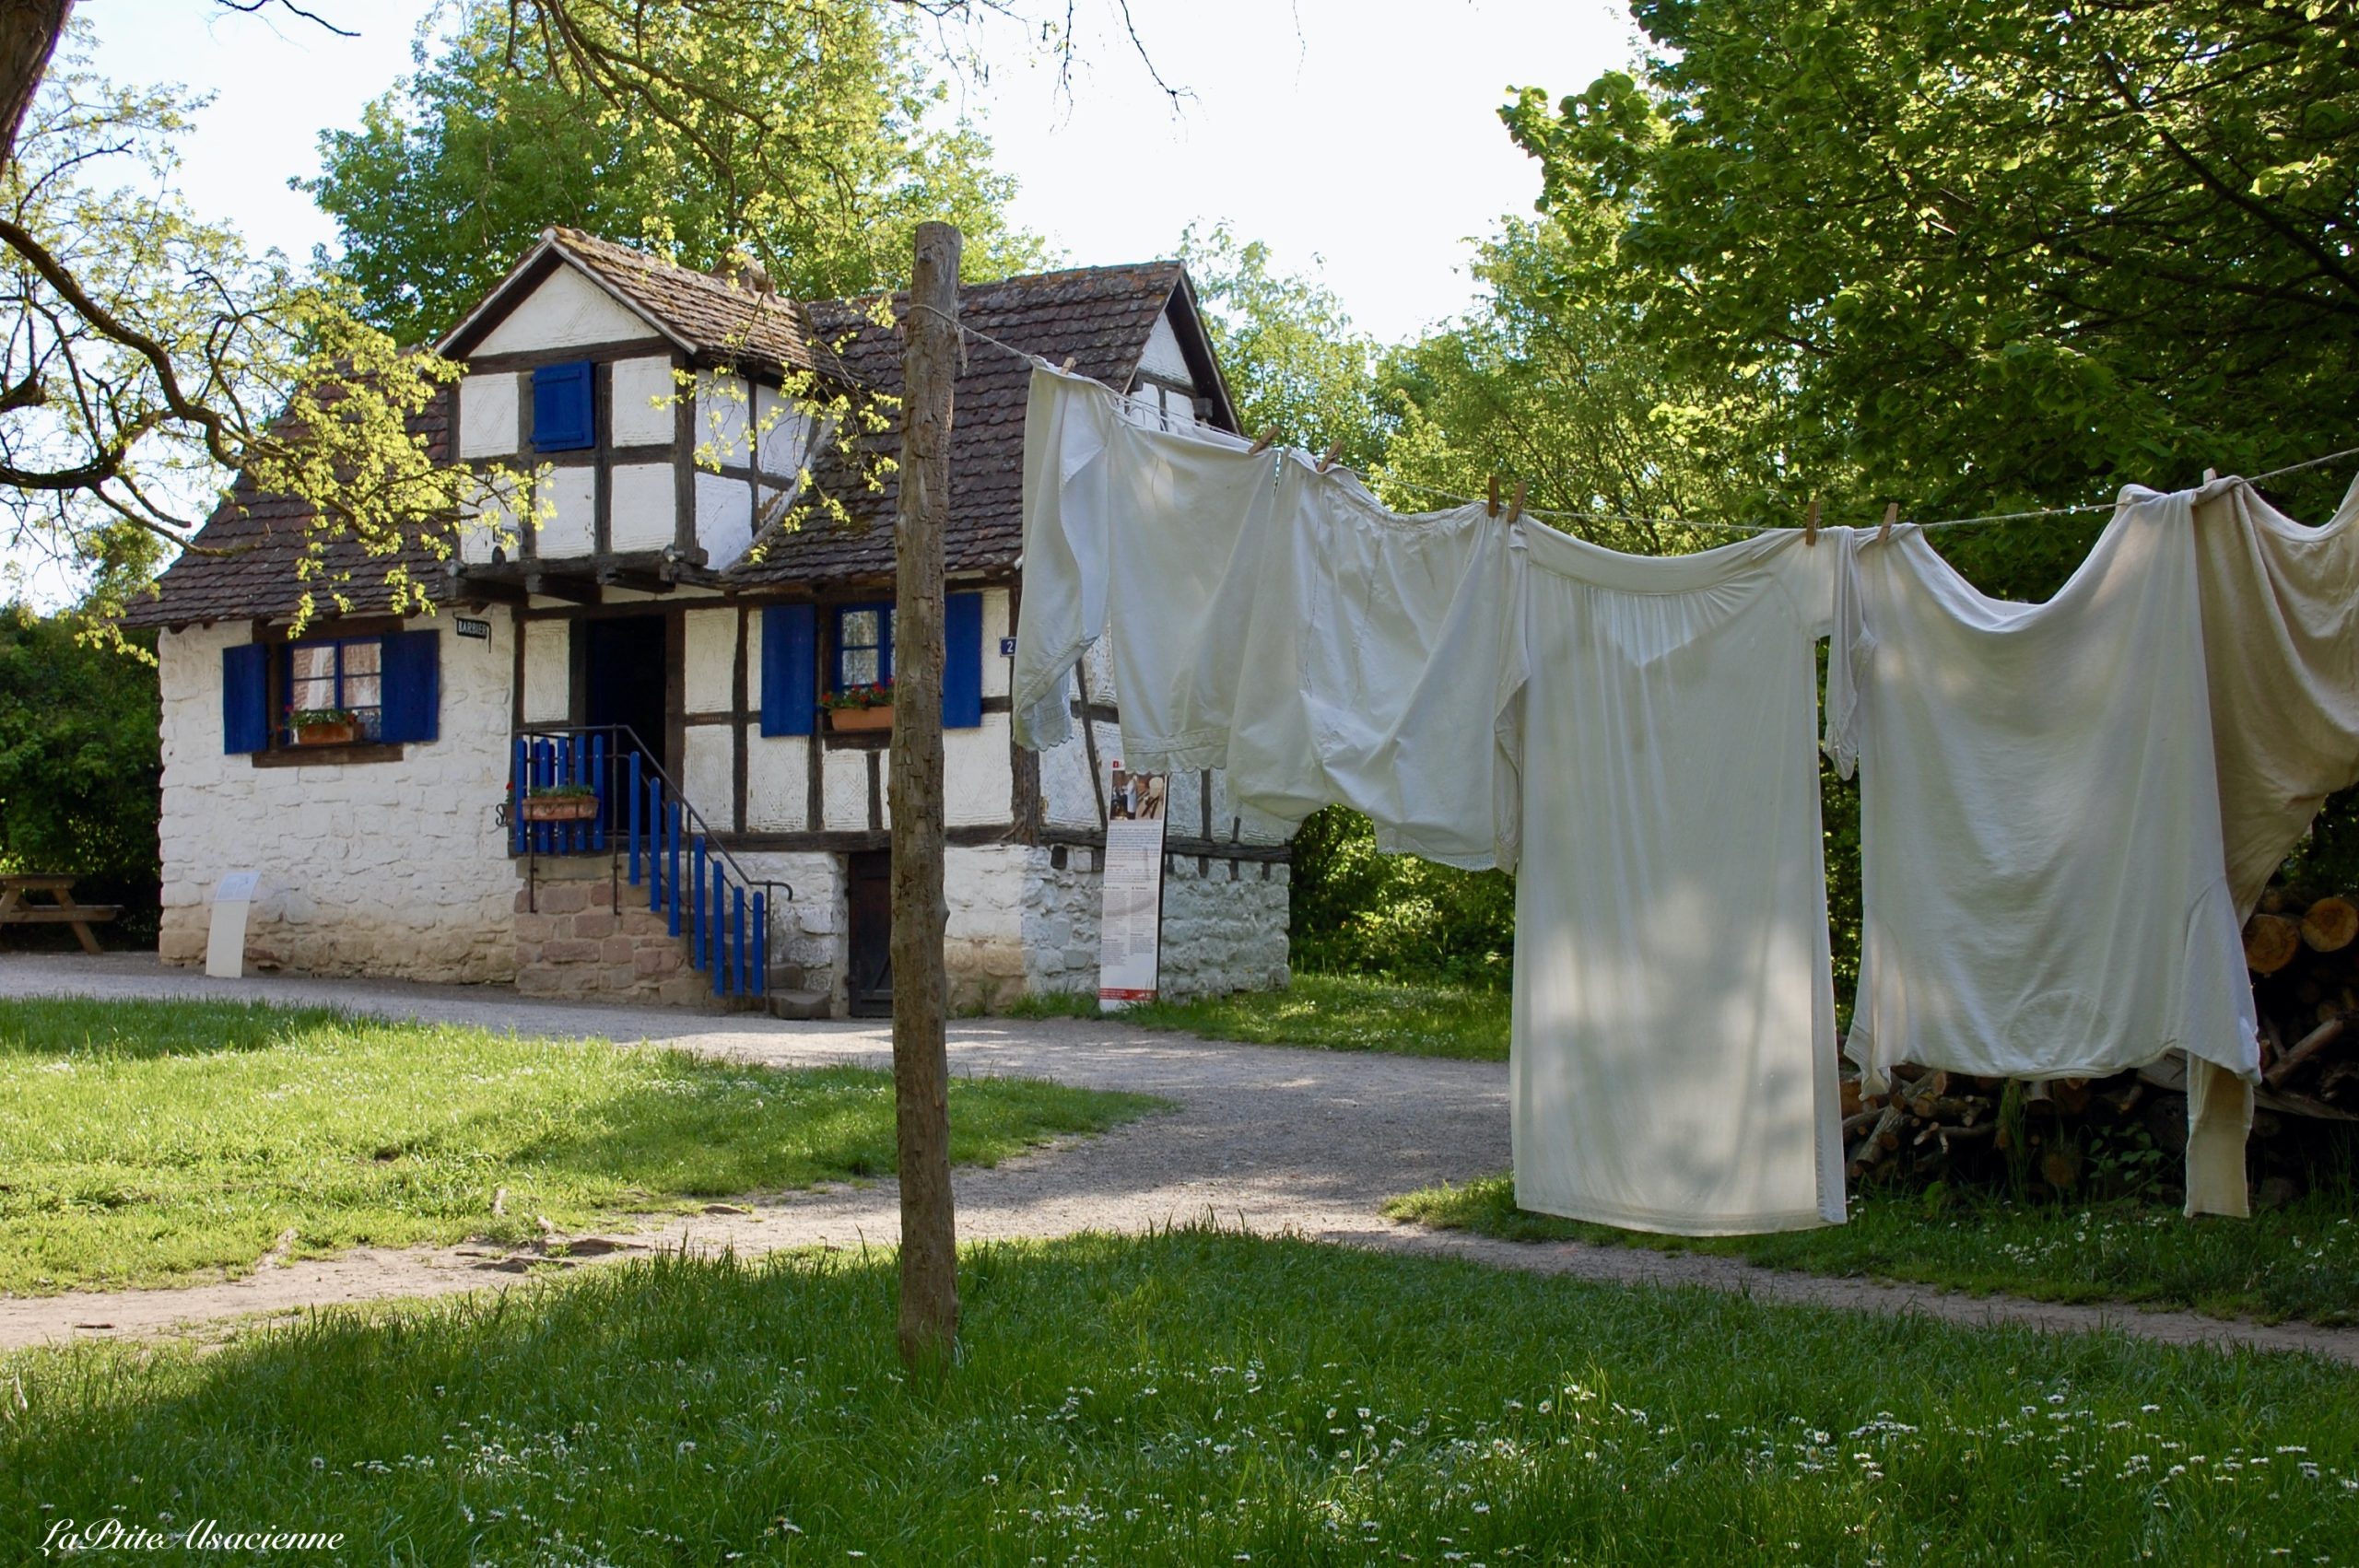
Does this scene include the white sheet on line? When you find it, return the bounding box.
[1478,521,1851,1234]
[1825,493,2261,1216]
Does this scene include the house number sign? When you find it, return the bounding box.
[454,616,492,640]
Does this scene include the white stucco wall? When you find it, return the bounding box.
[682,606,736,713]
[745,725,804,830]
[539,466,596,558]
[609,355,676,448]
[1135,312,1191,382]
[458,372,519,459]
[608,463,675,553]
[521,618,569,724]
[157,614,520,982]
[475,265,658,355]
[696,471,754,570]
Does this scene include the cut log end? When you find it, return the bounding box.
[2245,912,2304,975]
[2302,895,2359,954]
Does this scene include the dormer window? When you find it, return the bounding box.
[532,360,594,451]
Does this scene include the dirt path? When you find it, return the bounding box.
[5,954,2356,1366]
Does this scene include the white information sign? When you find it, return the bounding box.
[1097,819,1167,1008]
[205,870,260,979]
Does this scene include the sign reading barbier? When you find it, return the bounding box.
[454,616,492,640]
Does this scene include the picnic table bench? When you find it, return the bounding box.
[0,873,120,954]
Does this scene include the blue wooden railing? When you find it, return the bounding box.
[511,727,782,1000]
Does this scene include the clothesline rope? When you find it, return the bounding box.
[903,301,2359,537]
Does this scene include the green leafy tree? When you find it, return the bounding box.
[1179,222,1391,470]
[309,1,1046,345]
[1503,0,2359,597]
[0,602,159,936]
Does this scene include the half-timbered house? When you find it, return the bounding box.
[123,228,1291,1013]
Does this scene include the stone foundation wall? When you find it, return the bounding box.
[511,862,720,1008]
[1022,845,1289,1002]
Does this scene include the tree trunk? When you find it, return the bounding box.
[0,0,71,177]
[889,219,960,1369]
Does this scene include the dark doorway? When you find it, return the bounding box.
[579,614,669,827]
[846,849,892,1015]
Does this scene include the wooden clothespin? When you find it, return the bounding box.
[1803,495,1822,546]
[1246,427,1278,456]
[1317,441,1342,474]
[2202,467,2219,484]
[1487,475,1502,518]
[1059,356,1075,374]
[1878,501,1898,544]
[1508,481,1528,524]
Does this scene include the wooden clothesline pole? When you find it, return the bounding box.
[891,221,961,1369]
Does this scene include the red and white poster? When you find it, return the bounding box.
[1098,759,1167,1008]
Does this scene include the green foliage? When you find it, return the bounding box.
[309,1,1044,345]
[11,1231,2359,1563]
[1288,805,1516,989]
[1501,0,2359,600]
[0,605,158,936]
[1179,222,1391,468]
[6,34,519,633]
[0,995,1156,1294]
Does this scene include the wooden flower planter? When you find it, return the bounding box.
[827,706,894,732]
[520,793,601,824]
[292,720,358,747]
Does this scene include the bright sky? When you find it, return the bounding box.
[77,0,1641,345]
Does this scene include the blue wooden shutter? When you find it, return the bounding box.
[221,643,269,754]
[761,603,816,736]
[532,361,594,451]
[378,628,441,743]
[942,591,983,729]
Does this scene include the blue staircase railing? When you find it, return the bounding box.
[511,725,785,1000]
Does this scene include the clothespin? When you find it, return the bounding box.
[1059,357,1075,374]
[1317,441,1343,473]
[1508,481,1528,524]
[1246,427,1278,456]
[1487,475,1502,519]
[2202,467,2218,484]
[1803,496,1822,546]
[1878,501,1898,544]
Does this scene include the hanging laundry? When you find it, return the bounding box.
[1826,492,2262,1216]
[1483,522,1851,1234]
[2186,473,2359,917]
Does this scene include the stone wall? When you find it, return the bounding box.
[1022,845,1289,1002]
[157,615,519,982]
[511,860,710,1007]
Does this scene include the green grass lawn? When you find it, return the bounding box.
[0,997,1157,1295]
[6,1228,2355,1565]
[1005,971,1510,1059]
[1388,1174,2359,1327]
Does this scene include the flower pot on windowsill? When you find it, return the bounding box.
[520,793,602,823]
[827,705,894,732]
[292,721,358,747]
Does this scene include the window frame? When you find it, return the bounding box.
[280,634,386,744]
[831,601,895,693]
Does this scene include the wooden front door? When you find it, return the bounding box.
[846,849,892,1015]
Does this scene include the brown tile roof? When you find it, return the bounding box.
[119,395,456,628]
[123,245,1203,625]
[723,261,1190,589]
[541,228,828,380]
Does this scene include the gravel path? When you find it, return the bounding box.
[4,953,2355,1366]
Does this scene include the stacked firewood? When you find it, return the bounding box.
[2239,891,2359,1112]
[1838,888,2359,1197]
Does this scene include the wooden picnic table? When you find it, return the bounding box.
[0,873,120,954]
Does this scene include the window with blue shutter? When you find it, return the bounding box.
[832,602,894,693]
[221,643,269,754]
[378,628,441,743]
[282,635,386,741]
[761,603,817,736]
[943,591,983,729]
[532,361,594,451]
